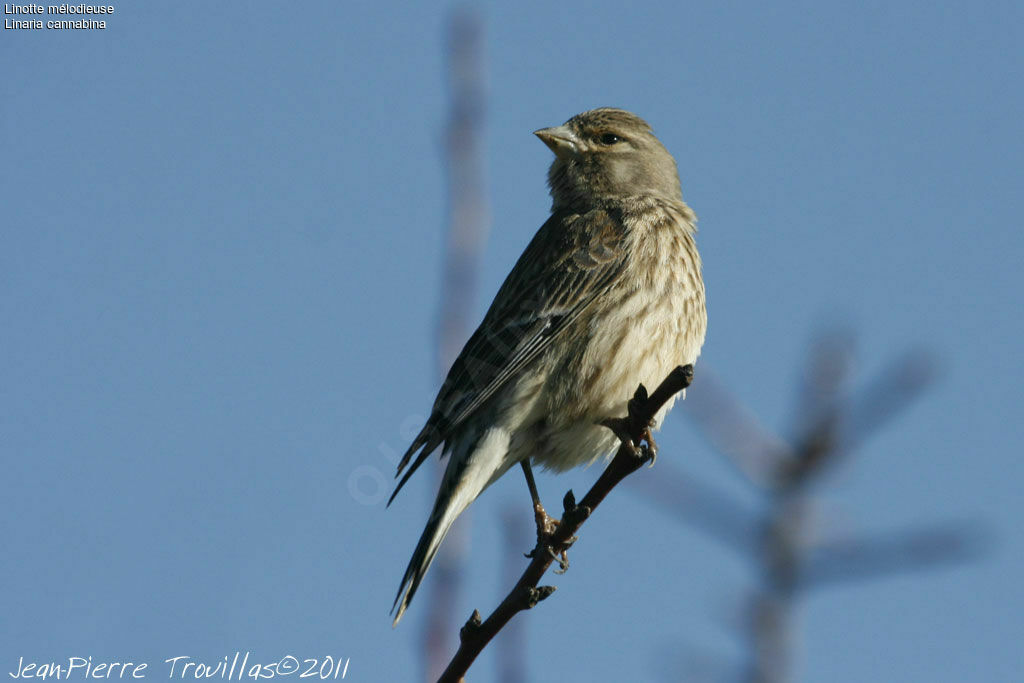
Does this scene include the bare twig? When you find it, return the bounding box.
[437,365,694,683]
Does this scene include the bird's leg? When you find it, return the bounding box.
[520,460,571,573]
[521,459,558,537]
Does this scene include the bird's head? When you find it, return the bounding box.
[535,108,682,210]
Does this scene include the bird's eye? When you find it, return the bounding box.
[599,133,621,145]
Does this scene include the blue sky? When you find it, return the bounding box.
[3,1,1022,681]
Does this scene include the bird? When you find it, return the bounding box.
[388,107,707,625]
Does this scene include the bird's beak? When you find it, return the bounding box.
[534,125,580,160]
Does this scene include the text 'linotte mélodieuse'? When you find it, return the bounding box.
[4,4,114,30]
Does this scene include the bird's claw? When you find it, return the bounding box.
[550,545,571,574]
[529,534,574,574]
[525,500,578,573]
[600,417,659,466]
[640,426,659,467]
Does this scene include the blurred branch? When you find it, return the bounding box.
[683,367,792,487]
[628,462,758,557]
[656,329,990,683]
[436,6,489,374]
[787,328,854,442]
[832,347,936,456]
[778,345,936,486]
[655,642,735,683]
[496,507,529,683]
[424,8,489,682]
[438,366,694,683]
[801,519,991,588]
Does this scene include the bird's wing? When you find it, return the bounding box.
[388,208,629,503]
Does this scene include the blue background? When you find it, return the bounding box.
[3,1,1022,681]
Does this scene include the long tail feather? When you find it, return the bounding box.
[391,429,510,626]
[388,417,446,508]
[390,479,470,626]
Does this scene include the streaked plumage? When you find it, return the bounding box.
[389,108,707,625]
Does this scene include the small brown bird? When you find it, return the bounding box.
[389,108,706,625]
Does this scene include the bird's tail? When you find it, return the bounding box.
[391,431,510,626]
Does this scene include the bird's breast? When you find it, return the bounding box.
[550,202,706,430]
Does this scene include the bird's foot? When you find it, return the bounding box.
[548,546,571,575]
[639,426,659,467]
[532,498,560,542]
[599,415,659,466]
[525,490,588,574]
[526,500,568,570]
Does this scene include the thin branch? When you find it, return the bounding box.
[437,365,695,683]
